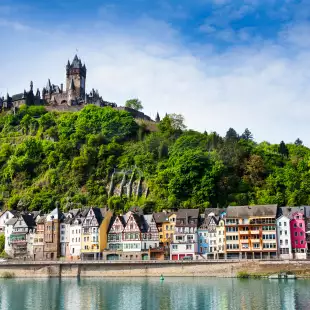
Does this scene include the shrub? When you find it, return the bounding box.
[237,271,250,278]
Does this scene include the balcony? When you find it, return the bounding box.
[172,240,196,244]
[10,239,27,244]
[240,239,249,243]
[250,230,260,234]
[250,238,260,243]
[239,231,249,235]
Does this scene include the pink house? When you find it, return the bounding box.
[290,211,307,259]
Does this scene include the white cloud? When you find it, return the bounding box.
[1,17,310,145]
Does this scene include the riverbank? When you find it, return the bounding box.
[1,260,310,278]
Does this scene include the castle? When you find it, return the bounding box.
[0,55,117,110]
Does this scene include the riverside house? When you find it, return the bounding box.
[225,205,278,259]
[44,207,63,260]
[80,207,113,260]
[154,212,176,245]
[170,209,199,260]
[60,209,80,257]
[107,215,126,252]
[290,209,307,259]
[0,210,18,234]
[32,216,46,260]
[69,209,87,258]
[276,214,292,259]
[10,214,36,259]
[4,217,18,257]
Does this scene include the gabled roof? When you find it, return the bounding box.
[36,216,46,224]
[5,217,18,226]
[153,212,169,224]
[108,215,126,233]
[46,207,64,221]
[226,205,278,218]
[176,209,199,227]
[21,214,36,227]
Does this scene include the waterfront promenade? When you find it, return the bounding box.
[0,259,310,278]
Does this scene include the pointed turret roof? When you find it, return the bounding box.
[155,112,160,123]
[69,78,75,90]
[46,79,52,91]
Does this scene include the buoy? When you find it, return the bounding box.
[160,274,164,281]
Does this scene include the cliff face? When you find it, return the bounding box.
[107,170,148,198]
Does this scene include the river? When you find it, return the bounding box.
[0,277,309,309]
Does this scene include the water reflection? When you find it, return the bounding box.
[0,277,309,310]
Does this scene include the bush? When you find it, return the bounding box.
[237,271,250,278]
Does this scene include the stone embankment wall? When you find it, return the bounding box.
[1,260,310,278]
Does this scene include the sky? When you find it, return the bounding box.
[1,0,310,145]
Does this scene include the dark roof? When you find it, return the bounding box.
[176,209,199,227]
[11,93,24,101]
[153,212,171,224]
[91,207,104,225]
[5,217,18,226]
[21,214,36,227]
[226,205,278,218]
[279,206,306,218]
[108,215,126,232]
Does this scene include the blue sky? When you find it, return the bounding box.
[1,0,310,144]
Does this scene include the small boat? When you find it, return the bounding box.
[160,274,164,281]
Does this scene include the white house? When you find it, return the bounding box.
[4,217,18,256]
[69,209,87,258]
[170,209,199,260]
[276,215,293,259]
[0,210,18,234]
[60,210,80,257]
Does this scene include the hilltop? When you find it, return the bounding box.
[0,104,309,213]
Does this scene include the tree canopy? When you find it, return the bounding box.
[0,105,309,213]
[125,99,143,111]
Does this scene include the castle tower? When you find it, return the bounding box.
[66,55,86,98]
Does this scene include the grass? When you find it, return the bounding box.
[237,271,272,279]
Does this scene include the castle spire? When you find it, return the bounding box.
[155,112,160,123]
[30,81,33,91]
[69,78,75,90]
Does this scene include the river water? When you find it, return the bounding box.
[0,277,309,310]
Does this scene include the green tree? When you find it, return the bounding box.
[125,98,143,111]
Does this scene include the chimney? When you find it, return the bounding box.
[60,84,63,92]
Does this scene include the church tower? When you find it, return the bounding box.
[66,55,86,98]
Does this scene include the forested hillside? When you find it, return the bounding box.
[0,104,309,213]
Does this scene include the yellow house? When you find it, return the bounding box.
[81,207,113,260]
[154,212,177,244]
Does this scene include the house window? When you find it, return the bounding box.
[280,231,282,235]
[284,222,287,226]
[301,240,304,245]
[299,223,302,228]
[300,232,303,236]
[279,222,282,226]
[295,240,298,245]
[294,223,297,228]
[72,248,75,254]
[172,245,178,250]
[280,240,283,245]
[285,230,287,235]
[285,239,288,245]
[294,232,297,237]
[186,245,192,250]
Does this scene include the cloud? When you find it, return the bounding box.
[1,7,310,146]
